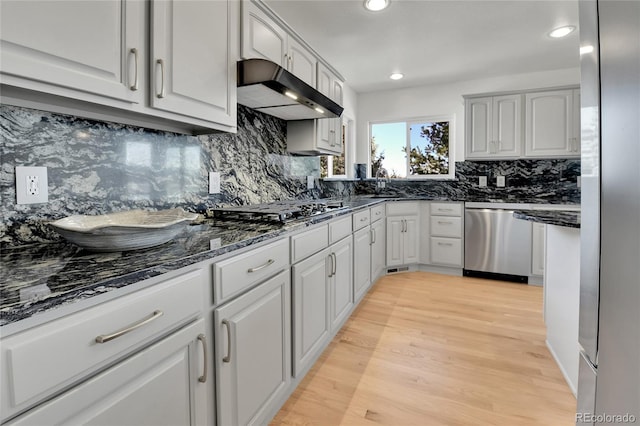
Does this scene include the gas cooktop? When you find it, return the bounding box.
[207,199,347,223]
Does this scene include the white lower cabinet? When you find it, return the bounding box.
[420,202,464,268]
[292,247,331,377]
[7,319,208,426]
[329,237,354,332]
[353,226,372,302]
[386,216,419,267]
[215,270,291,426]
[370,217,386,282]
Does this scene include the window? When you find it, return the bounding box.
[370,116,454,179]
[321,121,348,178]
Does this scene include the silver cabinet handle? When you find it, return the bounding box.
[375,211,382,216]
[197,334,208,383]
[360,217,368,222]
[222,319,231,363]
[370,228,376,245]
[328,253,337,277]
[129,48,139,91]
[156,59,166,98]
[438,208,453,212]
[437,242,454,247]
[247,258,274,273]
[332,253,337,276]
[437,221,453,225]
[95,310,163,343]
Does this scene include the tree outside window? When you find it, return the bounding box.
[370,116,453,179]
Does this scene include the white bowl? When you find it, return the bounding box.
[49,208,199,252]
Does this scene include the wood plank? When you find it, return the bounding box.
[272,272,576,425]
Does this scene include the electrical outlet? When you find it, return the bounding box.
[478,176,487,187]
[209,172,220,194]
[307,175,314,189]
[16,166,48,204]
[496,175,506,187]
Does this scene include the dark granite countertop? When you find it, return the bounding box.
[0,197,388,329]
[513,210,581,228]
[1,196,578,330]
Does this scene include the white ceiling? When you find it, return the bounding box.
[264,0,580,93]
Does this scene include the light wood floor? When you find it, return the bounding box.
[272,272,576,426]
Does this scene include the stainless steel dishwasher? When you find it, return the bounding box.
[464,206,532,283]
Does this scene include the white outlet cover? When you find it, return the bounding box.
[16,166,48,204]
[478,176,487,187]
[307,176,314,189]
[209,172,221,194]
[496,175,506,187]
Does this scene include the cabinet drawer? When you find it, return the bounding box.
[386,201,419,216]
[214,238,289,304]
[329,215,352,244]
[430,217,462,238]
[352,209,370,231]
[430,203,462,217]
[291,224,329,264]
[1,269,204,419]
[370,204,385,222]
[430,237,462,266]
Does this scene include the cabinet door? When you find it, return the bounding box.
[151,0,235,126]
[292,249,330,377]
[525,89,576,157]
[531,222,546,276]
[465,97,493,158]
[215,271,291,426]
[403,216,420,264]
[330,237,354,331]
[241,0,287,65]
[288,38,316,87]
[493,94,522,157]
[315,63,333,151]
[0,0,143,104]
[370,219,386,282]
[8,320,208,426]
[386,217,405,267]
[353,227,372,302]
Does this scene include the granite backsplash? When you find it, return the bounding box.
[1,104,580,247]
[322,159,581,203]
[1,104,320,246]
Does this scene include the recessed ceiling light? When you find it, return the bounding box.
[390,73,404,80]
[580,45,594,55]
[364,0,389,12]
[549,26,576,38]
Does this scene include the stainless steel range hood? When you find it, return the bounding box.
[237,59,343,120]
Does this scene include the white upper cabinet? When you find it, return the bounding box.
[241,1,287,65]
[0,0,144,104]
[150,0,236,127]
[287,38,317,87]
[465,94,522,159]
[465,87,580,160]
[525,89,580,157]
[0,0,237,134]
[241,0,316,87]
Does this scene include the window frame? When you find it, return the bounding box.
[369,114,455,180]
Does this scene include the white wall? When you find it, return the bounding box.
[354,67,580,166]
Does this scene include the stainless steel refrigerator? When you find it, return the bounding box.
[576,1,640,425]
